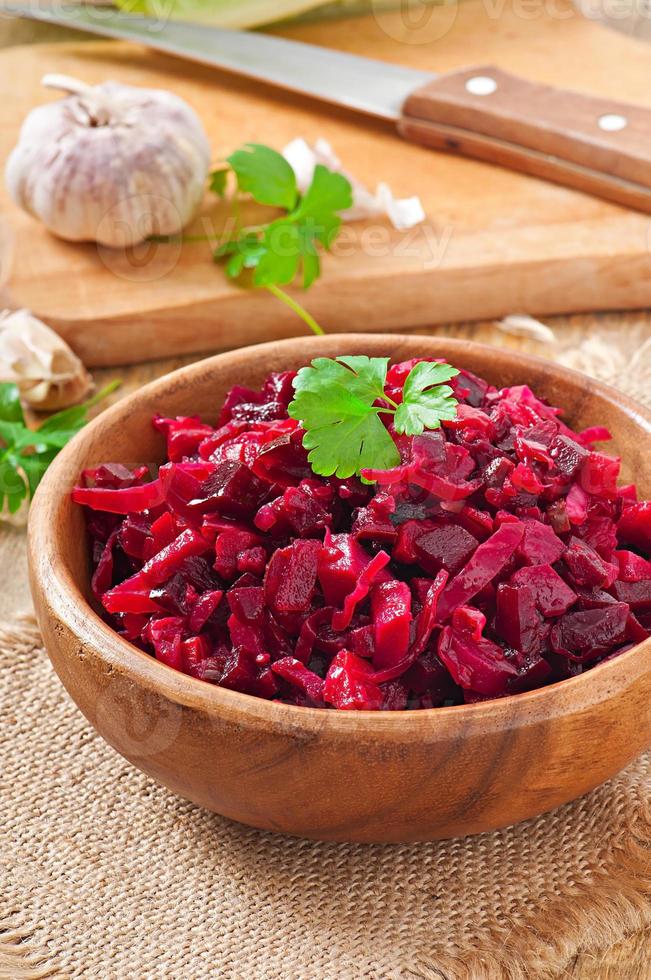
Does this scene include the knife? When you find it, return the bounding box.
[10,5,651,213]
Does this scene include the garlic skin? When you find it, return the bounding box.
[0,309,92,411]
[5,75,211,248]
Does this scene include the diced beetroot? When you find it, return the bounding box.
[615,550,651,582]
[214,529,262,580]
[549,434,588,478]
[580,451,620,499]
[228,612,266,655]
[577,510,618,562]
[618,502,651,552]
[188,590,223,632]
[351,493,398,545]
[618,484,638,503]
[220,648,278,698]
[264,539,321,616]
[254,480,333,537]
[82,462,150,490]
[436,522,524,622]
[154,416,215,462]
[438,608,519,696]
[251,430,312,487]
[392,519,435,565]
[575,588,619,610]
[146,616,185,670]
[443,403,495,438]
[190,462,270,519]
[550,603,630,661]
[510,463,544,495]
[323,651,383,710]
[495,583,547,655]
[181,634,212,678]
[517,519,565,566]
[510,564,576,616]
[318,532,374,606]
[76,357,650,710]
[563,538,618,588]
[371,580,412,671]
[402,648,451,698]
[227,586,264,624]
[610,579,651,612]
[566,483,589,525]
[369,570,448,683]
[414,523,478,575]
[149,512,180,556]
[507,649,552,693]
[271,657,325,705]
[625,612,650,644]
[454,505,494,541]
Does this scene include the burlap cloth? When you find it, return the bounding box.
[2,332,651,980]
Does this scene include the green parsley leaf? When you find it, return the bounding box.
[209,167,229,198]
[0,384,25,424]
[291,164,352,246]
[393,361,460,435]
[288,356,399,479]
[288,356,459,479]
[211,144,353,334]
[227,143,298,211]
[0,380,119,514]
[216,156,352,295]
[253,219,301,287]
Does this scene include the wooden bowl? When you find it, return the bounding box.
[28,334,651,843]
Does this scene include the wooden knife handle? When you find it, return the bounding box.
[399,66,651,212]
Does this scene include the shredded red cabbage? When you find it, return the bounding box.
[73,359,651,709]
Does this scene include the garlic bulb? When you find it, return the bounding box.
[0,309,92,410]
[5,75,211,248]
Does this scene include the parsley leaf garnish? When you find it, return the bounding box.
[227,143,298,211]
[208,167,229,198]
[288,356,459,480]
[394,361,460,435]
[211,145,352,334]
[216,159,351,290]
[0,381,119,514]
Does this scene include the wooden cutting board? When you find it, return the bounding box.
[2,1,651,367]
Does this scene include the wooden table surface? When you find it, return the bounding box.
[0,12,649,980]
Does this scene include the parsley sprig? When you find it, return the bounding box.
[0,381,119,514]
[210,144,353,334]
[288,356,459,479]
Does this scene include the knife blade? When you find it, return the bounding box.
[8,5,651,214]
[6,6,434,120]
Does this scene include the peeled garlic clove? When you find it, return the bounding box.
[5,75,211,248]
[0,309,92,410]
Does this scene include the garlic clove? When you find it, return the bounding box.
[0,309,93,411]
[5,76,212,248]
[495,314,556,345]
[282,137,426,230]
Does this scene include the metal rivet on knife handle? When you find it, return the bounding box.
[399,65,651,213]
[465,76,498,96]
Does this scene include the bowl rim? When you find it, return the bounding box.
[28,332,651,733]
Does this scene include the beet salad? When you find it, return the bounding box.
[73,355,651,710]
